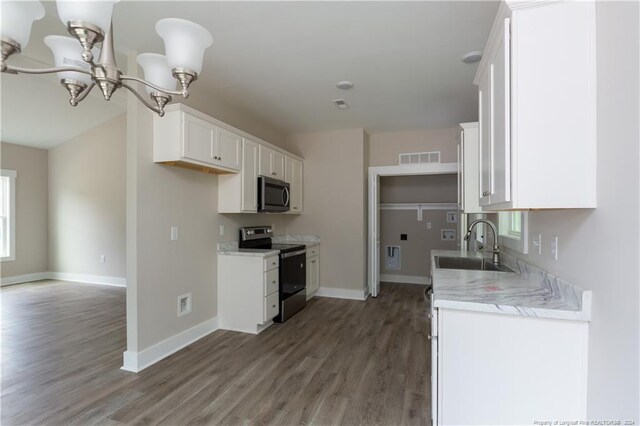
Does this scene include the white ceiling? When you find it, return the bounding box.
[1,1,498,148]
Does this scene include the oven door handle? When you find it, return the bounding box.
[281,249,306,259]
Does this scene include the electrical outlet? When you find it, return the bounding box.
[400,234,407,241]
[170,226,179,241]
[532,234,542,255]
[100,255,106,263]
[219,224,225,236]
[446,212,458,223]
[177,293,192,317]
[441,229,456,241]
[551,236,559,260]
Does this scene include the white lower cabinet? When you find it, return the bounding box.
[218,254,279,334]
[431,307,589,425]
[305,245,320,299]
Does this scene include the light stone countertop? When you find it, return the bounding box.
[217,235,320,257]
[431,249,592,322]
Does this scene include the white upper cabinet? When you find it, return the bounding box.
[240,139,259,212]
[154,107,241,173]
[458,122,483,214]
[475,1,596,210]
[285,156,303,214]
[216,127,242,171]
[259,145,285,181]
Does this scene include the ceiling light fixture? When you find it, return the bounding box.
[0,0,213,116]
[460,50,483,64]
[336,80,354,90]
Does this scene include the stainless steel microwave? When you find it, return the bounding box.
[257,176,290,213]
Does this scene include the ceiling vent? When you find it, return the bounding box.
[399,151,441,165]
[332,99,349,109]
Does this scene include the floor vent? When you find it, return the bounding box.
[399,151,441,165]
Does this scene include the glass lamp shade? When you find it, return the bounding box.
[156,18,212,75]
[44,35,94,85]
[137,53,176,95]
[56,0,117,34]
[0,1,45,49]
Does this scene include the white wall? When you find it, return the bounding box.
[0,142,48,279]
[48,114,126,280]
[502,2,639,419]
[285,129,369,294]
[125,68,293,355]
[368,127,459,167]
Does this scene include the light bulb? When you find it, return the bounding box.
[156,18,212,75]
[56,0,116,34]
[0,1,45,49]
[137,53,176,95]
[44,35,94,85]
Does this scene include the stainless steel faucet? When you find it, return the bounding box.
[464,219,501,265]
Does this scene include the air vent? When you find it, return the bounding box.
[332,99,349,109]
[399,151,441,165]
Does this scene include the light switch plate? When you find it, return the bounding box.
[170,226,179,241]
[551,236,559,260]
[532,234,542,255]
[219,224,225,236]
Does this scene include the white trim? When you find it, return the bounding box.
[379,202,458,211]
[49,272,127,287]
[498,211,529,254]
[1,169,17,262]
[0,272,49,286]
[380,274,430,285]
[0,272,126,287]
[121,317,219,373]
[315,286,367,301]
[368,162,458,298]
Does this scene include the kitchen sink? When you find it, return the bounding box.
[434,256,515,273]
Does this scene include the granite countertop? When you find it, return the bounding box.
[218,235,320,257]
[431,250,592,322]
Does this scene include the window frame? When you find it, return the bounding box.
[1,169,17,262]
[498,211,529,254]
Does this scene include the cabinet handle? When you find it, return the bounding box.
[272,304,276,308]
[427,313,432,319]
[294,207,298,210]
[272,280,276,284]
[482,191,490,197]
[428,334,437,341]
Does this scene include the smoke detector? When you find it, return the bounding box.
[461,51,483,64]
[332,99,349,109]
[336,80,354,90]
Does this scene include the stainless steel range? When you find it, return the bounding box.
[238,226,306,322]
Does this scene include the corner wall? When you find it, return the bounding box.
[0,143,48,280]
[48,114,127,281]
[285,129,369,295]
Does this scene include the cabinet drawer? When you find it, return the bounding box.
[306,246,319,258]
[264,256,278,271]
[264,292,279,322]
[264,269,279,296]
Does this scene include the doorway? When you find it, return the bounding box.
[368,163,458,297]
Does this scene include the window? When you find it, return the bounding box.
[0,170,17,261]
[498,211,528,254]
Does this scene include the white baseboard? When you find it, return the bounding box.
[315,286,367,301]
[380,274,430,285]
[1,271,127,287]
[121,316,219,373]
[48,272,126,287]
[0,272,50,286]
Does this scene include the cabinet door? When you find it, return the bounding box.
[241,139,259,212]
[258,145,272,177]
[306,256,319,296]
[488,17,511,205]
[306,257,313,299]
[478,73,492,206]
[182,114,214,164]
[285,156,303,213]
[272,151,285,180]
[216,127,242,171]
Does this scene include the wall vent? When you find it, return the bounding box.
[399,151,441,165]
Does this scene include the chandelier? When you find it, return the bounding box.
[0,1,213,116]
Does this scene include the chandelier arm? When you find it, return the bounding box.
[74,82,96,104]
[121,82,165,116]
[4,65,92,76]
[121,75,186,97]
